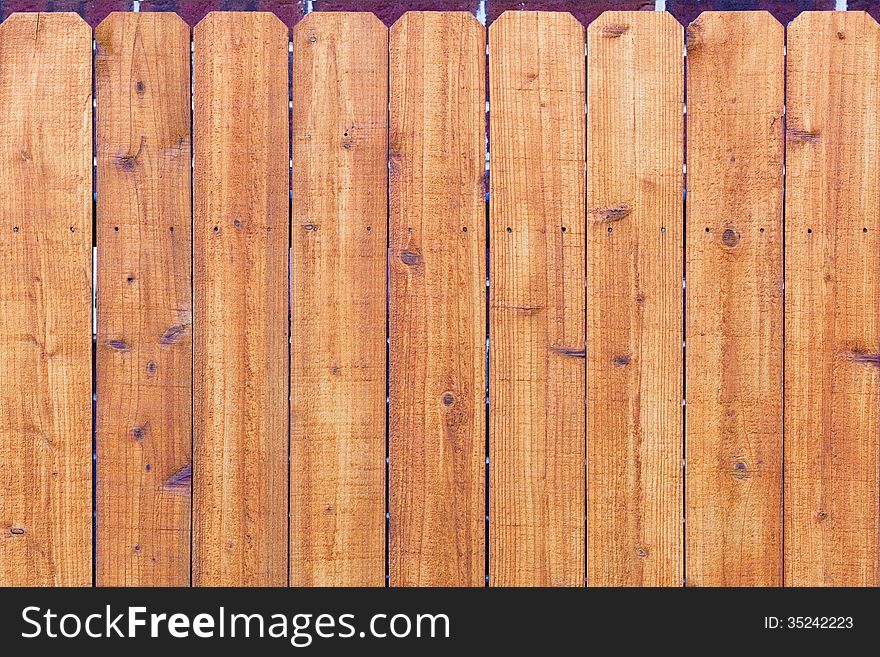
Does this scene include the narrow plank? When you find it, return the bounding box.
[785,11,880,586]
[291,12,387,587]
[95,12,191,587]
[586,11,683,587]
[193,12,289,586]
[685,11,784,586]
[388,11,486,586]
[0,13,92,586]
[488,11,585,587]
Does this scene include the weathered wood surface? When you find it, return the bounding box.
[685,11,784,586]
[192,11,289,586]
[489,10,585,587]
[587,10,684,587]
[785,10,880,587]
[95,11,192,587]
[388,11,486,587]
[291,11,388,587]
[0,13,93,587]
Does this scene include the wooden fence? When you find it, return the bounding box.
[0,9,877,587]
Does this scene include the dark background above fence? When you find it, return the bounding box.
[0,1,849,28]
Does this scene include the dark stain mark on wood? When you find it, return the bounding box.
[163,463,192,493]
[590,203,631,223]
[329,363,341,375]
[160,324,187,345]
[108,339,129,352]
[613,354,631,367]
[552,345,585,358]
[787,126,820,143]
[850,350,880,366]
[602,23,629,38]
[722,228,740,248]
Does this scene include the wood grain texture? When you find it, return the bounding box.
[586,11,683,587]
[785,11,880,587]
[0,13,92,586]
[291,12,387,587]
[95,12,191,587]
[193,11,289,586]
[488,11,584,587]
[685,11,783,586]
[388,11,486,587]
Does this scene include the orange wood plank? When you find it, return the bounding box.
[684,11,783,586]
[95,12,192,587]
[388,11,486,586]
[488,10,585,587]
[0,13,93,586]
[785,11,880,586]
[193,12,289,586]
[586,10,684,587]
[291,12,388,587]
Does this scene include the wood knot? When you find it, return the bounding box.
[816,510,828,522]
[163,463,192,492]
[400,250,422,267]
[602,23,629,38]
[721,228,740,248]
[160,324,187,345]
[146,361,157,376]
[131,425,146,442]
[590,203,631,224]
[732,460,749,480]
[441,392,455,406]
[107,339,129,352]
[636,547,648,558]
[9,527,25,536]
[613,354,630,367]
[135,80,146,96]
[787,126,820,143]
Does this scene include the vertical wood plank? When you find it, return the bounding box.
[587,11,683,587]
[0,13,92,587]
[685,11,784,586]
[95,12,191,587]
[291,12,387,587]
[193,12,289,586]
[785,11,880,587]
[488,11,584,587]
[388,11,486,587]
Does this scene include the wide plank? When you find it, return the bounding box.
[0,13,93,587]
[684,11,784,586]
[785,11,880,587]
[388,11,486,587]
[488,10,585,587]
[193,11,289,586]
[95,11,192,587]
[587,10,684,587]
[291,11,388,587]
